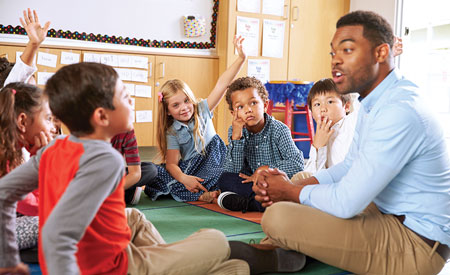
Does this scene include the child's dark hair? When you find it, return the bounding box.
[337,10,394,49]
[0,82,44,177]
[45,62,118,136]
[225,76,268,111]
[0,57,15,88]
[307,78,351,108]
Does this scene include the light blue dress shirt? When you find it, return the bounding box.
[167,99,217,161]
[300,69,450,246]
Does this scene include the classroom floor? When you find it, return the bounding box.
[27,147,450,274]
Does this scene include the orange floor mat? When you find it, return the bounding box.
[187,201,263,224]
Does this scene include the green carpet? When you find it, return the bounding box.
[136,195,350,275]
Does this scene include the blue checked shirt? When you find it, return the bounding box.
[224,114,304,178]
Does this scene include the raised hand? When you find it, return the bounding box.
[312,115,334,150]
[20,9,50,46]
[393,36,403,57]
[234,35,246,60]
[181,175,207,193]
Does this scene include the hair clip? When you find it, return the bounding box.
[11,89,16,95]
[158,92,164,102]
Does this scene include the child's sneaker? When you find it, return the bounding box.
[130,186,142,205]
[217,191,250,213]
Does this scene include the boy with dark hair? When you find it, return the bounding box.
[216,76,304,212]
[292,78,355,177]
[0,62,249,274]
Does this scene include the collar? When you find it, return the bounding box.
[359,68,401,113]
[172,118,195,131]
[242,113,272,139]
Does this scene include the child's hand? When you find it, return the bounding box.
[240,165,269,184]
[181,175,207,193]
[20,9,50,47]
[312,116,334,150]
[0,262,30,275]
[27,131,53,156]
[231,108,246,140]
[234,35,246,60]
[393,36,403,57]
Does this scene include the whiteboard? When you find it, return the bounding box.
[0,0,216,46]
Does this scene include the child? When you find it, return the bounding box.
[294,78,356,178]
[0,62,249,274]
[0,82,54,261]
[216,76,304,212]
[111,129,157,205]
[144,36,246,203]
[0,9,50,87]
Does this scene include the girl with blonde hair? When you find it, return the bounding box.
[145,36,246,202]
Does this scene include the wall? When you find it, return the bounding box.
[0,0,215,51]
[350,0,399,32]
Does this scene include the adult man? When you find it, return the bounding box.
[252,10,450,274]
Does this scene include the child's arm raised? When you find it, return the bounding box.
[207,36,246,111]
[166,149,207,193]
[19,9,50,66]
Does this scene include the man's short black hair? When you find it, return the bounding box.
[337,10,394,49]
[45,62,118,136]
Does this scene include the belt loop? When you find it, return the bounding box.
[429,241,439,257]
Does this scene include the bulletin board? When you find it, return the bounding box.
[0,0,219,50]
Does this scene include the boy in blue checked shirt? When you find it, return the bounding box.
[216,76,304,212]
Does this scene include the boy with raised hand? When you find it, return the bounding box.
[0,62,249,275]
[216,76,304,212]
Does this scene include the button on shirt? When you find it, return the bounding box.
[167,99,216,161]
[225,114,304,178]
[300,69,450,246]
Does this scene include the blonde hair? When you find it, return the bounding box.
[156,79,206,162]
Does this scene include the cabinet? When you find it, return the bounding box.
[0,45,218,146]
[215,0,349,141]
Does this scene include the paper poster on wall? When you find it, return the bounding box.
[83,53,101,63]
[37,72,55,85]
[237,0,260,13]
[118,55,133,67]
[124,83,135,96]
[131,69,148,83]
[135,84,152,98]
[37,52,58,68]
[262,19,285,58]
[60,51,80,65]
[262,0,285,16]
[136,110,152,123]
[132,56,149,70]
[100,54,119,67]
[115,68,132,81]
[248,59,270,84]
[236,16,260,57]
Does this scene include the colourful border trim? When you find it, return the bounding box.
[0,0,219,49]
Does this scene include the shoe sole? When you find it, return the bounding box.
[217,191,238,210]
[130,187,142,205]
[229,241,306,274]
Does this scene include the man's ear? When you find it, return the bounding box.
[375,43,390,63]
[16,112,28,133]
[91,107,109,128]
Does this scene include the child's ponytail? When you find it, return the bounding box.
[0,86,22,177]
